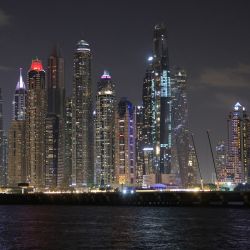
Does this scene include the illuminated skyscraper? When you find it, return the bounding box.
[171,68,190,187]
[72,40,93,187]
[95,71,116,186]
[115,98,136,186]
[45,114,59,189]
[142,24,172,183]
[0,88,5,186]
[8,70,27,186]
[64,97,73,187]
[227,102,250,184]
[142,59,154,176]
[45,47,65,189]
[135,105,144,187]
[187,143,198,186]
[215,141,227,183]
[26,59,46,188]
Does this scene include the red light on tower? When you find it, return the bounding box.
[30,59,44,71]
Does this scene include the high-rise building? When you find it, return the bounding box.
[45,46,65,189]
[142,24,172,184]
[47,46,65,117]
[227,102,250,184]
[64,97,72,187]
[115,98,136,187]
[187,143,198,186]
[171,68,190,187]
[2,134,8,186]
[8,69,27,186]
[215,141,227,183]
[45,114,59,189]
[95,71,116,186]
[142,59,154,176]
[0,88,5,186]
[134,105,144,187]
[72,40,93,187]
[26,59,46,188]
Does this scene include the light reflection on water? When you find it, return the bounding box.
[0,206,249,249]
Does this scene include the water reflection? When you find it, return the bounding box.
[0,206,249,249]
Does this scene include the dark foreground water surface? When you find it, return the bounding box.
[0,206,249,250]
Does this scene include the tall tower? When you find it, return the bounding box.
[64,97,73,187]
[45,46,65,189]
[134,105,144,187]
[8,69,27,186]
[47,46,65,117]
[26,59,46,188]
[171,68,190,187]
[115,98,136,187]
[142,58,155,177]
[215,141,227,183]
[227,102,250,184]
[142,24,172,184]
[153,24,171,177]
[95,71,116,186]
[72,40,93,187]
[0,88,5,186]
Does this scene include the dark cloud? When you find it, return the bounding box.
[0,9,10,27]
[199,64,250,88]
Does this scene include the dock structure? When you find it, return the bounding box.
[0,192,249,207]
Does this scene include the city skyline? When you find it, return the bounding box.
[1,1,250,181]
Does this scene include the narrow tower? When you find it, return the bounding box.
[227,103,250,184]
[45,46,65,189]
[95,71,116,186]
[72,40,93,188]
[115,98,136,187]
[142,24,172,185]
[26,59,46,188]
[8,69,27,186]
[0,88,5,186]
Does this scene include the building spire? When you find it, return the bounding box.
[101,70,111,79]
[16,68,26,90]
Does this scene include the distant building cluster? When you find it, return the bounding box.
[215,102,250,186]
[1,24,211,191]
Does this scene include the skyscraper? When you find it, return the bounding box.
[8,69,27,186]
[72,40,93,187]
[135,105,144,187]
[171,68,190,187]
[95,71,116,186]
[45,114,59,189]
[115,98,136,187]
[215,141,227,183]
[142,24,172,184]
[142,59,154,177]
[187,143,198,186]
[45,46,65,189]
[0,88,5,186]
[26,59,46,188]
[47,46,65,117]
[227,102,250,184]
[64,97,73,187]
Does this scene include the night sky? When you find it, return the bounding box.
[1,0,250,181]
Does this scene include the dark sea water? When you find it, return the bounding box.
[0,206,249,250]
